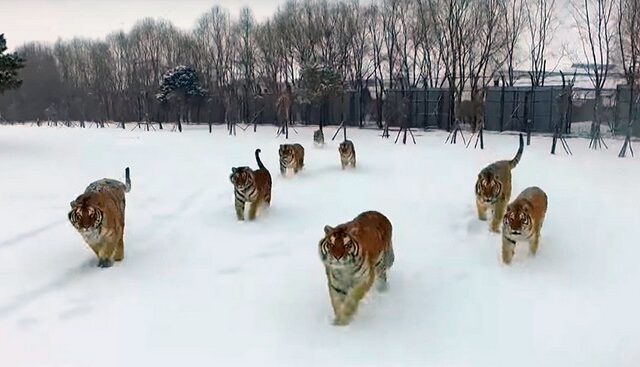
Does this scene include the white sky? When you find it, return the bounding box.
[0,0,286,50]
[0,0,583,70]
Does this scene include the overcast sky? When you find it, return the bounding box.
[0,0,286,50]
[1,0,582,69]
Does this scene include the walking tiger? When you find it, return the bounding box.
[319,211,394,325]
[339,140,356,169]
[69,167,131,268]
[501,186,548,264]
[475,134,524,232]
[279,143,305,177]
[230,149,272,221]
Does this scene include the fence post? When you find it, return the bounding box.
[499,76,506,132]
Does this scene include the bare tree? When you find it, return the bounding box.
[526,0,557,86]
[366,3,385,129]
[573,0,616,149]
[416,0,447,88]
[617,0,640,157]
[502,0,526,86]
[237,7,258,123]
[349,1,374,127]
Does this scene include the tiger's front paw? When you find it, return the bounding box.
[376,281,389,292]
[97,259,114,268]
[332,316,350,326]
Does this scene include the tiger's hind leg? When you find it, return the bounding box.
[334,269,375,326]
[376,246,394,291]
[114,234,124,262]
[97,239,117,268]
[529,233,540,256]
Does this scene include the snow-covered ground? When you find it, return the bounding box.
[0,124,638,367]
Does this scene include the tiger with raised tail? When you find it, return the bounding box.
[279,143,305,176]
[339,139,356,169]
[69,167,132,268]
[319,211,394,326]
[501,186,548,265]
[475,133,524,232]
[230,149,272,221]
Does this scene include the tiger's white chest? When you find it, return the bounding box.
[284,168,294,177]
[79,227,103,246]
[329,267,356,289]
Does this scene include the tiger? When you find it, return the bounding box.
[313,128,325,147]
[475,133,524,233]
[319,210,394,326]
[279,143,305,176]
[501,186,548,265]
[68,167,132,268]
[339,139,356,169]
[230,149,272,221]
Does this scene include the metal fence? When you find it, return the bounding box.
[484,86,572,134]
[615,86,640,137]
[382,89,452,129]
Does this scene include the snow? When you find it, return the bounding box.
[0,124,639,367]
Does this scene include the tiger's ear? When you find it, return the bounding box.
[231,167,238,173]
[324,225,334,235]
[348,226,360,238]
[70,200,76,207]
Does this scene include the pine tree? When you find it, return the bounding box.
[156,65,207,131]
[300,63,344,138]
[0,34,25,94]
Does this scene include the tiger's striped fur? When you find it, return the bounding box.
[319,211,394,325]
[339,139,356,169]
[68,167,131,268]
[230,149,272,221]
[314,128,325,147]
[279,143,305,176]
[502,186,548,264]
[475,133,524,232]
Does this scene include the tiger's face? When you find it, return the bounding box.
[68,196,103,231]
[476,173,502,204]
[339,142,352,155]
[279,145,295,161]
[503,201,532,238]
[319,226,359,267]
[230,167,253,190]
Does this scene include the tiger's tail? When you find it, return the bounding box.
[124,167,131,193]
[509,134,524,169]
[255,149,267,170]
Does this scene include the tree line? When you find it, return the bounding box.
[0,0,638,129]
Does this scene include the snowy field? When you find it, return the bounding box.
[0,124,639,367]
